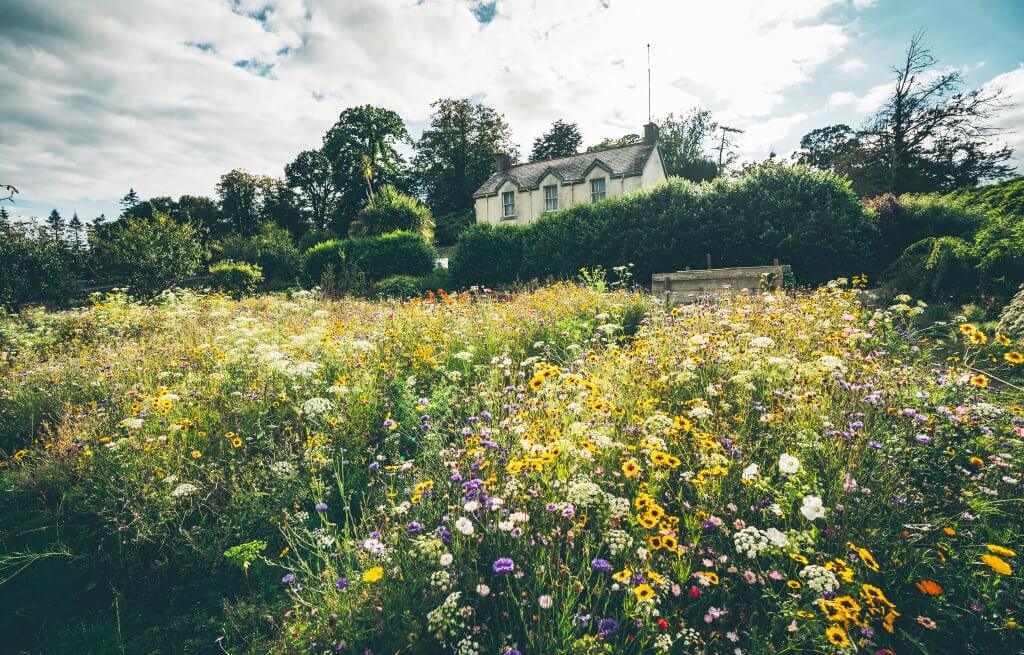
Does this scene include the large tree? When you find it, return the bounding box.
[657,109,720,182]
[530,119,582,162]
[321,105,410,231]
[587,133,641,152]
[46,209,65,243]
[285,149,337,231]
[796,32,1013,196]
[67,212,84,251]
[414,98,518,217]
[216,169,268,236]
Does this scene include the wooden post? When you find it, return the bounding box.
[706,253,711,270]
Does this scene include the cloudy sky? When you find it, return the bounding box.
[2,0,1022,222]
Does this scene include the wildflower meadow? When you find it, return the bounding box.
[1,278,1022,655]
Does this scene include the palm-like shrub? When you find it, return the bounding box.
[349,185,434,242]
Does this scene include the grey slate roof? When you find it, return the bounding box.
[473,142,657,198]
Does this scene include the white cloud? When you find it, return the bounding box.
[837,57,867,73]
[984,64,1024,172]
[0,0,865,217]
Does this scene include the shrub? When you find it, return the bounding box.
[348,185,434,242]
[343,231,437,281]
[303,239,347,286]
[103,212,203,298]
[451,164,872,288]
[866,193,986,273]
[208,260,264,297]
[213,224,301,286]
[297,228,338,253]
[449,223,526,288]
[373,275,426,299]
[881,236,978,301]
[972,215,1024,303]
[0,224,76,307]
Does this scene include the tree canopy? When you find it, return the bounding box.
[530,119,582,162]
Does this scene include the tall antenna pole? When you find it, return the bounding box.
[646,43,651,123]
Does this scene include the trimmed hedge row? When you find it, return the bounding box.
[450,164,873,289]
[303,231,437,287]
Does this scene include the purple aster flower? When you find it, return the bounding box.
[597,617,619,638]
[591,558,612,572]
[915,434,931,444]
[315,502,329,512]
[492,557,515,574]
[281,573,296,584]
[368,462,380,472]
[334,577,348,590]
[406,521,424,535]
[868,440,883,449]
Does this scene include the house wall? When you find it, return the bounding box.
[474,148,668,224]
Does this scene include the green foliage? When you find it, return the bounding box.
[0,224,76,307]
[656,108,720,181]
[373,275,427,299]
[213,223,302,286]
[322,105,411,230]
[208,261,264,297]
[881,236,978,301]
[349,185,434,241]
[414,98,518,217]
[285,149,336,231]
[297,228,337,253]
[223,540,267,571]
[946,176,1024,221]
[530,119,582,162]
[103,212,203,298]
[303,239,348,287]
[451,164,871,288]
[434,211,473,247]
[866,192,987,272]
[449,223,526,288]
[343,231,437,281]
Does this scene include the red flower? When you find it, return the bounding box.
[657,618,669,630]
[689,585,701,599]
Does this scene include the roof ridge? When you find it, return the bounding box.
[509,142,647,169]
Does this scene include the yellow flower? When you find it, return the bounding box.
[825,625,851,649]
[789,552,809,565]
[1004,351,1024,364]
[969,373,989,388]
[362,566,384,583]
[995,333,1012,346]
[633,583,655,602]
[622,459,641,478]
[787,580,801,589]
[232,436,243,448]
[613,568,633,583]
[857,548,880,572]
[13,449,29,461]
[986,544,1017,557]
[981,554,1012,576]
[191,449,202,459]
[959,323,976,335]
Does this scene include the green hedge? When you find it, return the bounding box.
[213,223,301,286]
[304,232,437,287]
[344,231,437,281]
[209,260,264,297]
[451,164,872,288]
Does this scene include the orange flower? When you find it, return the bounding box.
[981,554,1012,576]
[915,580,943,596]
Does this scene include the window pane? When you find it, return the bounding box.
[591,178,606,201]
[502,191,515,217]
[544,185,558,211]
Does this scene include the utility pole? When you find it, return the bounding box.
[647,43,652,123]
[716,125,744,171]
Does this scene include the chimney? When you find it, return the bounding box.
[643,122,659,144]
[494,153,511,173]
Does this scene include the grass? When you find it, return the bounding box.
[0,279,1021,654]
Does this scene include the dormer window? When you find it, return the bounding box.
[543,184,559,212]
[590,178,606,202]
[502,190,516,218]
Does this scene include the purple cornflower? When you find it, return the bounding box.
[315,502,329,512]
[868,440,883,450]
[591,558,612,572]
[492,557,515,574]
[406,521,424,535]
[368,462,380,472]
[334,577,348,590]
[597,617,620,638]
[281,573,296,584]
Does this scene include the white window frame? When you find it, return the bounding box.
[501,190,516,218]
[543,184,559,212]
[590,177,606,202]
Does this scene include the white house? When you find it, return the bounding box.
[473,123,666,225]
